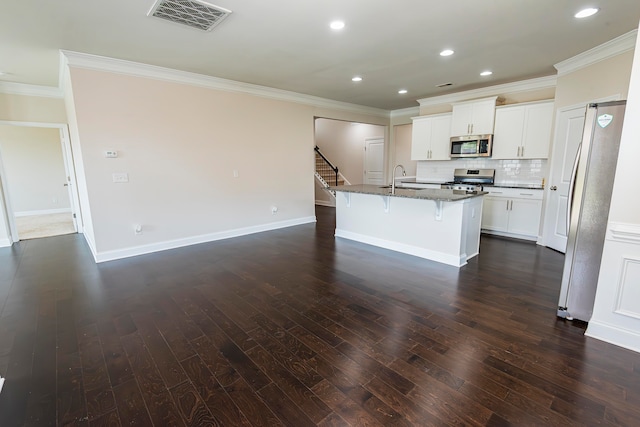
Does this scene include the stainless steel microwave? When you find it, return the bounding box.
[450,134,493,158]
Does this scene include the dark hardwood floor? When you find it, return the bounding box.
[1,205,639,426]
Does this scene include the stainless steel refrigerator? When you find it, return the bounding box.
[557,101,626,322]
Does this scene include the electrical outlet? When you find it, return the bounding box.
[105,150,118,158]
[134,224,142,235]
[271,206,278,215]
[233,169,239,178]
[112,173,129,183]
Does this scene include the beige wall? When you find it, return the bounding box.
[66,67,388,257]
[554,50,634,109]
[0,93,67,123]
[314,118,385,185]
[393,124,416,177]
[0,125,70,213]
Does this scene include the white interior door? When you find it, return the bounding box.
[364,138,385,185]
[542,106,586,252]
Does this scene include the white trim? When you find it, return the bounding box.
[14,208,72,217]
[83,232,97,260]
[0,377,4,395]
[416,75,557,108]
[335,229,466,267]
[391,106,420,118]
[608,222,640,244]
[0,81,63,98]
[0,238,11,248]
[586,319,640,354]
[555,30,638,76]
[60,50,390,119]
[481,230,538,242]
[315,200,335,207]
[95,216,316,263]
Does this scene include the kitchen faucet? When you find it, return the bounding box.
[391,164,406,195]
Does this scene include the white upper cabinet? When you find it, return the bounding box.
[492,101,554,159]
[450,96,498,136]
[411,113,452,161]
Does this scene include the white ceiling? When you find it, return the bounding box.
[2,1,640,110]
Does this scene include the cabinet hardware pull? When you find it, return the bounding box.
[521,146,525,157]
[506,201,509,210]
[520,193,533,196]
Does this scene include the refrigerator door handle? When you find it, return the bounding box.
[567,143,582,235]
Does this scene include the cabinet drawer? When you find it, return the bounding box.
[484,188,543,200]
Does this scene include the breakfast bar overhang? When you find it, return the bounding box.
[332,185,486,267]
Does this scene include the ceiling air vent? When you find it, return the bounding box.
[148,0,232,32]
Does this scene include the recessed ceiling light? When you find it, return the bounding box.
[440,49,454,57]
[330,20,345,30]
[480,71,493,76]
[575,8,599,18]
[352,76,362,82]
[398,89,408,94]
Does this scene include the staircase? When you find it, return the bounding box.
[314,146,347,198]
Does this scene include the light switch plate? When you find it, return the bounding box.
[112,173,129,183]
[105,150,118,158]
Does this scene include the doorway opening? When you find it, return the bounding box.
[313,117,387,206]
[0,122,82,243]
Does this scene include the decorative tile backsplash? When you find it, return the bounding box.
[416,158,548,186]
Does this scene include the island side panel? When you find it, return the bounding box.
[462,195,484,261]
[334,191,469,267]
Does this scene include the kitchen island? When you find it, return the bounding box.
[331,184,486,267]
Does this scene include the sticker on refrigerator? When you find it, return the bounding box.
[597,114,613,128]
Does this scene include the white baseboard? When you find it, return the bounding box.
[335,229,466,267]
[315,200,335,207]
[14,208,72,217]
[0,238,11,248]
[481,229,538,242]
[586,320,640,354]
[95,216,317,263]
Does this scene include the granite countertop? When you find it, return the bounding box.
[398,178,446,185]
[331,184,486,202]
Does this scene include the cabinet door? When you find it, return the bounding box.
[481,197,510,232]
[451,103,474,136]
[508,198,542,237]
[428,114,452,160]
[471,99,497,135]
[521,102,553,159]
[411,117,432,160]
[492,106,525,159]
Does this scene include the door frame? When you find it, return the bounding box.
[0,120,83,243]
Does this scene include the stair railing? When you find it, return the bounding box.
[314,146,339,186]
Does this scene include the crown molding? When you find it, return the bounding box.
[60,50,390,119]
[390,106,419,119]
[416,75,557,108]
[555,30,638,76]
[0,81,63,98]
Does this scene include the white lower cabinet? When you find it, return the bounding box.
[481,188,543,241]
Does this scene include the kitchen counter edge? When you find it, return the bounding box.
[331,184,486,202]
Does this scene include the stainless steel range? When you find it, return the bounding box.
[441,169,495,191]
